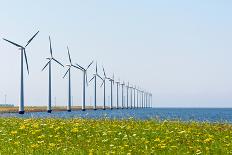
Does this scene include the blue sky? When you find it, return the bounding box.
[0,0,232,107]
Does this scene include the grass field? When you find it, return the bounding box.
[0,118,231,154]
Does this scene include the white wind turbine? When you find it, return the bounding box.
[75,61,94,111]
[129,85,133,109]
[120,81,125,109]
[89,62,102,110]
[136,87,139,108]
[115,79,120,109]
[3,31,39,114]
[133,86,136,108]
[99,66,107,110]
[62,46,82,112]
[102,67,114,109]
[126,82,129,109]
[42,36,64,113]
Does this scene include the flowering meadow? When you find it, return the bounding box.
[0,118,231,154]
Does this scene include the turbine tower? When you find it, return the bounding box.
[141,90,144,108]
[42,36,64,113]
[136,87,139,108]
[108,75,114,110]
[144,91,146,108]
[100,66,107,110]
[115,79,120,109]
[75,61,94,111]
[151,93,152,108]
[62,46,82,112]
[126,82,129,109]
[146,92,148,108]
[130,86,133,109]
[139,88,141,108]
[144,91,147,108]
[150,93,152,108]
[3,31,39,114]
[102,67,114,110]
[89,62,102,110]
[133,86,136,108]
[145,91,147,108]
[120,82,125,109]
[143,91,145,108]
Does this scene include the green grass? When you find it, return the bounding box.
[0,118,231,154]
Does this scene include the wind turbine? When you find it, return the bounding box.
[139,89,142,108]
[102,67,114,110]
[144,91,147,108]
[89,62,102,110]
[100,66,107,110]
[136,87,139,108]
[75,61,94,111]
[42,36,64,113]
[133,86,136,108]
[144,91,146,108]
[140,90,142,108]
[3,31,39,114]
[108,75,114,109]
[126,82,129,109]
[146,92,148,108]
[120,82,125,109]
[151,93,153,108]
[62,46,82,112]
[142,91,144,108]
[115,79,120,109]
[149,93,151,108]
[129,85,133,109]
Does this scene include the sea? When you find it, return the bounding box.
[1,108,232,123]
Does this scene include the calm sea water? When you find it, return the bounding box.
[1,108,232,123]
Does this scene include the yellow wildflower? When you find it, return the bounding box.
[71,128,78,133]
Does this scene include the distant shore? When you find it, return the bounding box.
[0,106,112,113]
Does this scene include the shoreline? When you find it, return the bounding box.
[0,106,112,113]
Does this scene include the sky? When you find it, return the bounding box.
[0,0,232,107]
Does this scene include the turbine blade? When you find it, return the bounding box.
[63,68,70,78]
[3,38,23,48]
[85,72,88,86]
[49,36,53,57]
[86,60,94,70]
[24,50,29,74]
[67,46,72,64]
[100,81,104,87]
[97,74,103,81]
[52,58,64,67]
[89,76,95,83]
[42,61,50,71]
[75,63,84,70]
[96,62,98,73]
[102,66,106,78]
[72,64,82,70]
[25,31,39,47]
